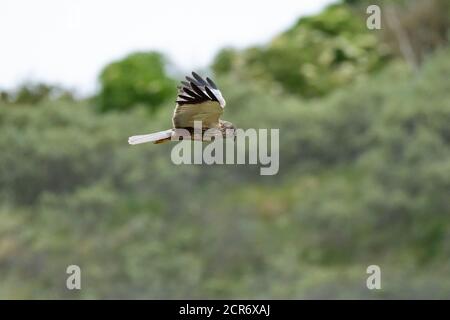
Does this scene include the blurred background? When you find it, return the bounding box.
[0,0,449,299]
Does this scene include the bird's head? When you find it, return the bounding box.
[219,120,236,139]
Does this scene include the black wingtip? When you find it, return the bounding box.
[190,81,208,99]
[204,86,218,102]
[178,94,196,101]
[206,77,218,89]
[185,76,197,85]
[192,72,207,86]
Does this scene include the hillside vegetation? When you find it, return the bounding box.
[1,0,450,299]
[1,43,449,297]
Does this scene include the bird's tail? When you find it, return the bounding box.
[128,129,173,145]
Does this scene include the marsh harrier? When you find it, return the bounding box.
[128,72,235,145]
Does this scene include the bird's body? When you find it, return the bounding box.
[128,72,234,145]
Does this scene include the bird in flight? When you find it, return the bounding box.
[128,72,235,145]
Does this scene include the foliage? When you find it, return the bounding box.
[212,3,390,98]
[97,52,176,113]
[345,0,450,69]
[1,48,449,298]
[0,82,75,105]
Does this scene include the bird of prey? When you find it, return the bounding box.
[128,72,235,145]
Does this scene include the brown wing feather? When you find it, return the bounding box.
[172,100,223,129]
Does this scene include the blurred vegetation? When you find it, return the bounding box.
[0,82,75,105]
[212,3,391,98]
[0,0,449,299]
[345,0,450,70]
[97,52,176,113]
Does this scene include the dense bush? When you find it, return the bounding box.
[212,3,390,98]
[345,0,450,69]
[97,52,176,113]
[0,82,75,105]
[1,48,449,298]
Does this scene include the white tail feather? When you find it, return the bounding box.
[128,129,173,145]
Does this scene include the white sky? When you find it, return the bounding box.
[0,0,334,95]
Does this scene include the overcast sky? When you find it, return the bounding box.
[1,0,334,94]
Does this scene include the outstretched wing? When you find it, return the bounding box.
[173,72,225,129]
